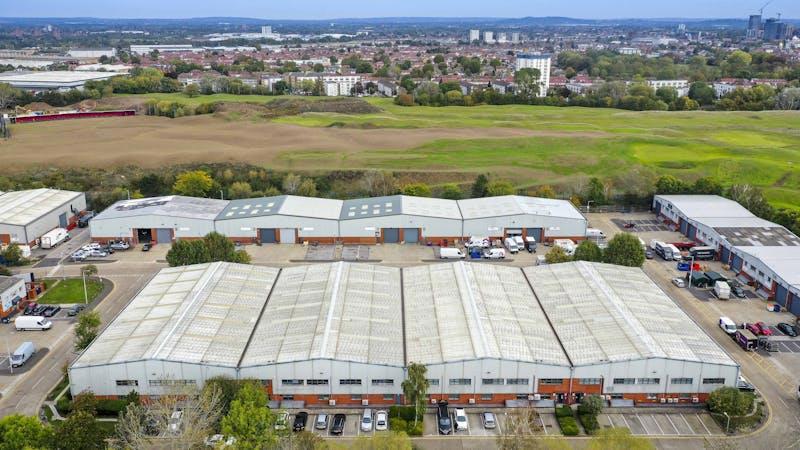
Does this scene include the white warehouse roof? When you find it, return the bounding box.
[240,262,403,367]
[0,189,83,226]
[217,195,343,221]
[458,195,585,221]
[0,71,124,88]
[404,262,569,367]
[735,246,800,289]
[340,195,461,220]
[656,195,755,219]
[94,196,229,221]
[73,263,279,368]
[524,262,737,367]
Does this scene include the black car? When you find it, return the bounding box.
[777,322,798,337]
[292,412,308,431]
[23,303,38,315]
[67,304,86,316]
[437,401,452,435]
[33,305,48,316]
[729,281,746,298]
[331,414,346,435]
[43,306,61,317]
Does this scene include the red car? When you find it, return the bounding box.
[755,322,773,336]
[745,323,762,335]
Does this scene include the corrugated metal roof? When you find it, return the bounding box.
[279,196,343,220]
[0,189,83,226]
[93,196,228,221]
[524,261,736,367]
[340,196,461,220]
[0,276,23,293]
[735,246,800,288]
[458,196,585,221]
[656,195,755,219]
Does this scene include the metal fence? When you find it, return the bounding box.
[578,205,651,214]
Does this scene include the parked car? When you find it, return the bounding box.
[23,302,38,315]
[293,412,308,431]
[360,409,373,432]
[87,249,108,258]
[745,323,762,335]
[454,408,468,432]
[82,243,102,252]
[481,412,497,429]
[67,304,86,316]
[645,249,655,260]
[777,323,798,337]
[70,251,87,262]
[464,236,490,249]
[755,322,773,336]
[109,241,131,251]
[274,412,289,431]
[375,410,388,431]
[331,414,346,435]
[315,413,329,430]
[482,248,506,259]
[168,410,183,434]
[729,281,747,298]
[33,305,47,316]
[737,375,756,392]
[142,243,152,252]
[437,401,452,435]
[671,277,686,288]
[42,306,61,317]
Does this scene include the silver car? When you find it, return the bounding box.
[315,413,329,430]
[481,412,496,429]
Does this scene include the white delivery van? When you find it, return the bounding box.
[483,248,506,259]
[10,341,36,367]
[536,255,547,265]
[512,236,525,250]
[719,316,737,334]
[439,248,465,259]
[504,238,520,254]
[667,244,683,261]
[464,236,490,249]
[713,281,731,300]
[586,228,606,240]
[40,228,69,249]
[15,316,52,331]
[553,239,576,256]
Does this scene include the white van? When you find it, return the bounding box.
[512,236,525,249]
[11,341,36,367]
[439,248,465,259]
[15,316,52,331]
[586,228,606,240]
[553,239,576,256]
[719,316,737,334]
[504,238,520,254]
[483,248,506,259]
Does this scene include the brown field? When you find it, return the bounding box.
[0,115,567,171]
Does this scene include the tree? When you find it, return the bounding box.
[689,82,715,106]
[220,382,278,450]
[0,414,54,450]
[655,86,678,105]
[584,177,606,204]
[82,264,98,278]
[775,88,800,110]
[587,427,654,450]
[173,170,213,197]
[166,239,211,267]
[54,411,105,450]
[693,177,723,195]
[401,362,429,427]
[727,184,772,218]
[1,244,23,266]
[74,310,101,350]
[228,181,254,200]
[295,179,317,197]
[708,387,753,416]
[0,83,19,110]
[498,407,569,450]
[514,68,542,99]
[471,174,490,197]
[574,240,603,262]
[361,171,398,197]
[183,84,200,98]
[580,394,605,417]
[282,173,302,194]
[672,96,700,111]
[603,233,645,267]
[655,175,689,194]
[439,183,463,200]
[487,180,516,197]
[545,247,573,264]
[203,232,249,264]
[533,185,557,199]
[352,431,413,450]
[402,183,432,197]
[136,173,167,197]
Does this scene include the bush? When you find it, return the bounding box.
[708,387,754,416]
[557,416,579,436]
[96,399,128,416]
[555,405,573,418]
[389,417,407,433]
[579,413,599,434]
[407,421,423,436]
[56,397,72,415]
[389,405,419,422]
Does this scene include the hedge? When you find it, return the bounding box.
[389,417,407,433]
[579,413,599,434]
[389,405,420,422]
[55,397,130,417]
[555,405,573,418]
[557,416,580,436]
[407,421,423,436]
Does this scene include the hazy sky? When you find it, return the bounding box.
[3,0,799,19]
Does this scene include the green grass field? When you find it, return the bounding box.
[120,94,800,209]
[39,279,103,304]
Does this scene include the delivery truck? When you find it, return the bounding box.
[713,281,731,300]
[40,228,69,249]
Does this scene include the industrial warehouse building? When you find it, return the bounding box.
[0,189,86,245]
[0,71,125,93]
[90,194,587,245]
[70,261,738,406]
[654,195,800,316]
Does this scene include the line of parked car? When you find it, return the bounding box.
[436,401,496,435]
[22,302,61,318]
[70,240,130,262]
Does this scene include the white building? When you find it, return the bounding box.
[469,29,481,42]
[292,73,361,96]
[484,31,495,44]
[497,32,508,43]
[0,71,125,93]
[511,32,521,44]
[0,189,86,246]
[514,54,551,97]
[67,48,117,59]
[647,79,690,96]
[618,47,641,55]
[0,276,27,319]
[129,44,198,55]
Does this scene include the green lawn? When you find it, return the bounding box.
[38,279,103,304]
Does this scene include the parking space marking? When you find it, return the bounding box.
[540,414,547,435]
[696,414,712,435]
[680,413,694,434]
[636,414,650,435]
[620,414,632,433]
[665,413,680,434]
[607,414,616,427]
[651,415,664,434]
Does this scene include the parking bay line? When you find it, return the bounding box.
[637,414,650,435]
[620,414,633,434]
[665,413,680,434]
[540,414,547,435]
[696,414,712,435]
[651,415,664,434]
[680,414,695,434]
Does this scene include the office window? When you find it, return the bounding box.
[579,378,601,385]
[507,378,529,385]
[637,378,661,385]
[116,380,138,386]
[703,378,725,385]
[482,378,504,385]
[671,378,693,385]
[449,378,471,386]
[426,379,440,386]
[282,395,294,400]
[539,378,563,385]
[282,379,304,386]
[613,378,636,385]
[383,394,394,401]
[351,394,362,400]
[481,394,494,400]
[149,379,195,387]
[318,395,330,401]
[448,393,461,400]
[306,379,328,386]
[340,379,362,385]
[372,379,394,386]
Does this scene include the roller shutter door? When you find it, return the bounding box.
[720,246,730,264]
[403,228,419,244]
[383,228,399,243]
[680,219,689,236]
[731,254,743,271]
[654,201,662,215]
[279,228,296,244]
[156,228,172,244]
[59,212,68,228]
[526,228,543,242]
[687,224,697,240]
[259,229,277,244]
[789,292,800,317]
[775,284,789,307]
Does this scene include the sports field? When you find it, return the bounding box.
[5,94,800,209]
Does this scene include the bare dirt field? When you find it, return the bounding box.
[1,115,552,171]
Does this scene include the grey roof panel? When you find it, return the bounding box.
[94,196,228,221]
[217,196,287,220]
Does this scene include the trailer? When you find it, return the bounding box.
[690,246,716,261]
[40,228,69,249]
[735,329,758,351]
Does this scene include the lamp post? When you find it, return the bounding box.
[219,190,224,200]
[82,269,88,304]
[723,411,730,434]
[687,254,696,289]
[586,200,594,213]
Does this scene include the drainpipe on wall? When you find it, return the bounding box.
[567,367,575,405]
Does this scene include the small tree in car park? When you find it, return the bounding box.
[74,310,101,351]
[401,362,429,428]
[602,233,645,267]
[545,246,573,264]
[573,240,603,262]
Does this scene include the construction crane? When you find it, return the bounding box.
[758,0,772,15]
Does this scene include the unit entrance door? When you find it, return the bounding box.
[279,228,296,244]
[260,229,277,244]
[403,228,419,244]
[383,228,399,243]
[155,228,173,244]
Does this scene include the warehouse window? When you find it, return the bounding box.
[515,394,528,400]
[307,379,328,386]
[282,379,304,386]
[481,394,494,400]
[283,395,294,400]
[579,378,601,385]
[539,379,563,385]
[116,380,138,386]
[340,379,362,385]
[671,378,693,385]
[427,379,440,386]
[703,378,725,385]
[449,378,471,386]
[383,394,394,401]
[448,394,461,400]
[318,395,330,401]
[372,379,394,386]
[149,380,195,386]
[351,394,362,400]
[507,378,529,385]
[613,378,635,385]
[637,378,661,385]
[482,378,504,385]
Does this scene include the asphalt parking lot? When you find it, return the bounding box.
[599,411,723,436]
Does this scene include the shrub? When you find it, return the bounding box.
[56,397,72,415]
[579,413,599,434]
[96,399,128,416]
[557,416,579,436]
[389,405,419,422]
[389,417,407,433]
[555,405,573,418]
[407,421,424,436]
